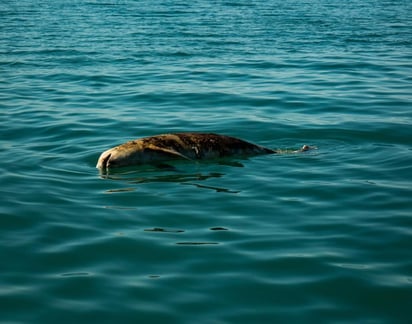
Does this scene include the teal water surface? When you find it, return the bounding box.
[1,0,412,323]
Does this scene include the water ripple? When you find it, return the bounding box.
[1,0,411,322]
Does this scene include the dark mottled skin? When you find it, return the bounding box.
[96,132,278,169]
[141,133,276,159]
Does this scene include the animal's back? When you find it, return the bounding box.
[142,133,276,159]
[96,132,283,169]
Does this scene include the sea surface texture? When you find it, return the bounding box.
[1,0,411,323]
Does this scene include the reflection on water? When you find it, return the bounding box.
[99,162,243,194]
[181,182,240,194]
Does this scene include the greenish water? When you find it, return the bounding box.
[1,0,411,323]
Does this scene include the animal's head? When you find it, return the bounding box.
[96,141,147,169]
[96,140,191,169]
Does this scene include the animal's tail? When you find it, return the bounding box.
[276,145,317,154]
[295,145,317,153]
[298,145,312,152]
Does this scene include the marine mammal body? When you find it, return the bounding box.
[96,132,310,169]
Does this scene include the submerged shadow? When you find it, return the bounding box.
[98,161,241,194]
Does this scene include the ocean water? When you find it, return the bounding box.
[1,0,411,322]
